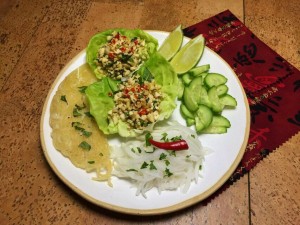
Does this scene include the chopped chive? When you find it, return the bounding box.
[88,160,95,164]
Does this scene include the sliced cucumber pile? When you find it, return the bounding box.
[178,67,237,134]
[161,27,237,134]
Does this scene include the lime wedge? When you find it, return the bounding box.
[158,25,183,61]
[170,34,205,74]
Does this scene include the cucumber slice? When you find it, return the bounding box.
[196,105,213,128]
[180,104,194,119]
[195,116,205,132]
[210,115,231,128]
[208,86,224,113]
[219,94,237,107]
[216,84,228,96]
[177,78,185,99]
[199,86,211,107]
[186,118,195,127]
[204,73,228,88]
[183,87,199,112]
[189,76,203,91]
[188,64,210,76]
[182,73,193,85]
[201,126,227,134]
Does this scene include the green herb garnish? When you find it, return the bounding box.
[165,160,170,166]
[78,86,87,93]
[145,132,153,147]
[164,168,173,177]
[159,153,167,160]
[78,141,91,151]
[126,169,138,172]
[149,160,157,170]
[141,161,149,169]
[60,95,67,104]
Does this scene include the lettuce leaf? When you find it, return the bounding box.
[85,52,178,137]
[86,28,158,79]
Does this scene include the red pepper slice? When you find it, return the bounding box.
[148,139,189,151]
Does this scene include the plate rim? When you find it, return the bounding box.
[40,30,250,215]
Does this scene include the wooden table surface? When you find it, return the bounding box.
[0,0,299,224]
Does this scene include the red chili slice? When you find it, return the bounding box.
[149,139,189,150]
[108,52,115,59]
[138,108,147,115]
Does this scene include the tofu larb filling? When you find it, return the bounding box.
[108,75,162,130]
[96,31,149,80]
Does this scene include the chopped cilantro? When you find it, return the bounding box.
[160,132,168,142]
[145,132,152,147]
[78,141,91,151]
[149,160,157,170]
[73,107,82,117]
[84,112,94,118]
[171,135,182,141]
[75,103,86,110]
[82,130,92,137]
[159,153,167,160]
[137,147,142,153]
[169,151,176,157]
[140,161,149,169]
[165,160,170,166]
[60,95,67,104]
[78,86,87,93]
[71,122,92,137]
[164,168,173,177]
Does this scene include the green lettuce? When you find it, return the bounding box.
[86,28,158,79]
[85,52,178,137]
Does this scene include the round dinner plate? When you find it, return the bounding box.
[40,31,250,215]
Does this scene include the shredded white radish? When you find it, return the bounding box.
[110,120,211,198]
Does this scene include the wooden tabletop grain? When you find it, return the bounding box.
[0,0,299,224]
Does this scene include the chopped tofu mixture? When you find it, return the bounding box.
[108,75,162,129]
[96,31,150,80]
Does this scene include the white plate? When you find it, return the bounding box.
[40,31,250,215]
